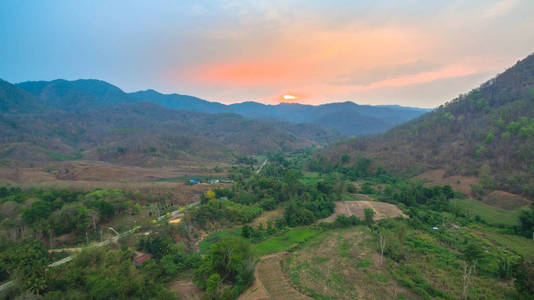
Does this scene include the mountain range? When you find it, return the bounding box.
[12,79,429,137]
[0,77,428,165]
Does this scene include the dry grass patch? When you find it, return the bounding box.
[285,228,418,300]
[250,208,283,227]
[257,253,312,300]
[170,280,203,300]
[483,190,530,210]
[415,169,478,195]
[322,201,407,222]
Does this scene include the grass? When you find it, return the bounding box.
[198,227,242,254]
[299,172,320,184]
[283,222,524,300]
[451,198,521,226]
[471,225,534,261]
[44,151,81,161]
[252,228,319,256]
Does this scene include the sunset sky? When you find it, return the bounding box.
[1,0,534,107]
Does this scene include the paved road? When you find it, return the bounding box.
[255,159,268,175]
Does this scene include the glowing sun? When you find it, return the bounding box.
[282,94,297,102]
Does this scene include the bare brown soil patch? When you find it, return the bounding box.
[415,169,478,195]
[0,160,231,206]
[483,190,531,211]
[322,201,407,222]
[170,280,203,300]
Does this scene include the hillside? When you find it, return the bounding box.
[1,79,343,165]
[0,79,45,114]
[17,79,136,111]
[327,53,534,199]
[0,102,334,165]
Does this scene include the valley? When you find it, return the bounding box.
[1,8,534,299]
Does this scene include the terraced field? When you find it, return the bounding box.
[256,254,311,300]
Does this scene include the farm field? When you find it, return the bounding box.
[451,198,524,226]
[284,227,417,300]
[321,201,407,222]
[252,228,319,257]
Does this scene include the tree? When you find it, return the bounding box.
[518,204,534,238]
[206,190,216,200]
[377,230,387,265]
[205,273,221,297]
[194,236,254,296]
[462,262,475,300]
[464,243,484,266]
[513,259,534,298]
[364,208,375,227]
[241,225,252,239]
[0,240,49,294]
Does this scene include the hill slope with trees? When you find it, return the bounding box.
[326,53,534,199]
[0,81,339,165]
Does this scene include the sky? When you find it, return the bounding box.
[1,0,534,108]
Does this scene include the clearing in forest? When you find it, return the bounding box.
[321,201,407,222]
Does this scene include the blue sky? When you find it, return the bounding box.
[1,0,534,107]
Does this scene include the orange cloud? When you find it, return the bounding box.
[191,60,311,85]
[340,64,480,91]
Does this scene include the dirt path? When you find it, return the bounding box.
[240,253,312,300]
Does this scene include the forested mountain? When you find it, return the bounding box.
[326,53,534,198]
[0,80,339,165]
[0,101,334,165]
[0,80,45,114]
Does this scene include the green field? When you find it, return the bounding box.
[451,198,522,226]
[471,225,534,261]
[198,227,242,254]
[252,228,319,256]
[299,172,320,184]
[44,151,81,161]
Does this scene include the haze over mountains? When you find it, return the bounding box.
[130,89,429,136]
[0,78,427,165]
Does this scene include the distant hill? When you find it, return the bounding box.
[131,90,430,136]
[15,79,428,137]
[326,53,534,199]
[0,101,332,166]
[0,79,45,113]
[16,79,136,111]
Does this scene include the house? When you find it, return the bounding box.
[133,253,153,266]
[208,179,220,184]
[189,180,200,184]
